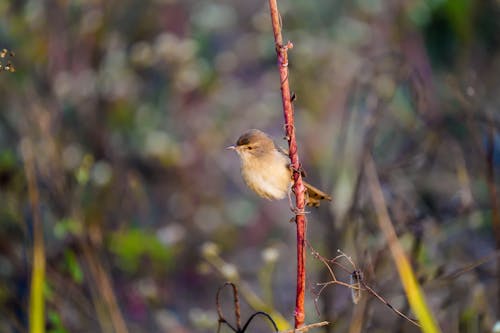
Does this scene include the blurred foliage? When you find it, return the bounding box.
[109,229,176,273]
[1,0,500,332]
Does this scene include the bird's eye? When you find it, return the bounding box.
[247,146,252,150]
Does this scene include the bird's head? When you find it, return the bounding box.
[226,129,276,161]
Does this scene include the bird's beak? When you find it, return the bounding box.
[226,145,236,150]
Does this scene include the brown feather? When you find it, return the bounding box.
[304,181,332,207]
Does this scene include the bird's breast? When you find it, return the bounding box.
[240,151,291,200]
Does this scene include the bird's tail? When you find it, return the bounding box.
[303,181,332,207]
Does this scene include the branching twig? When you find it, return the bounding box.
[309,243,421,328]
[216,283,279,333]
[216,282,242,332]
[202,243,289,329]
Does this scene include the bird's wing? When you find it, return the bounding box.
[278,146,309,178]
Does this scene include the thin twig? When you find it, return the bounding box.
[216,282,241,332]
[361,283,420,328]
[280,321,330,332]
[438,250,500,280]
[215,283,280,333]
[240,311,279,332]
[310,244,421,328]
[203,247,289,329]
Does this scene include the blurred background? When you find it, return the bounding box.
[1,0,500,332]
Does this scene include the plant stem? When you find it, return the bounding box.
[22,139,46,333]
[267,0,307,328]
[365,154,441,333]
[486,128,500,318]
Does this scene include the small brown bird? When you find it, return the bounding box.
[227,129,332,207]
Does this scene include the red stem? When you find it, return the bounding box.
[267,0,307,328]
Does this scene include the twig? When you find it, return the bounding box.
[215,283,279,333]
[310,244,421,328]
[203,244,290,330]
[241,312,278,332]
[280,321,330,332]
[438,250,500,280]
[267,0,307,328]
[361,282,420,328]
[216,282,242,332]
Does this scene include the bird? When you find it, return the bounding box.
[227,129,332,207]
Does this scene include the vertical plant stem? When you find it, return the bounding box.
[365,154,441,333]
[81,239,130,333]
[267,0,307,328]
[486,128,500,318]
[22,139,46,333]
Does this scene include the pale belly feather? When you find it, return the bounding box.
[240,151,291,200]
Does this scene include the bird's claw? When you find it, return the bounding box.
[290,206,309,217]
